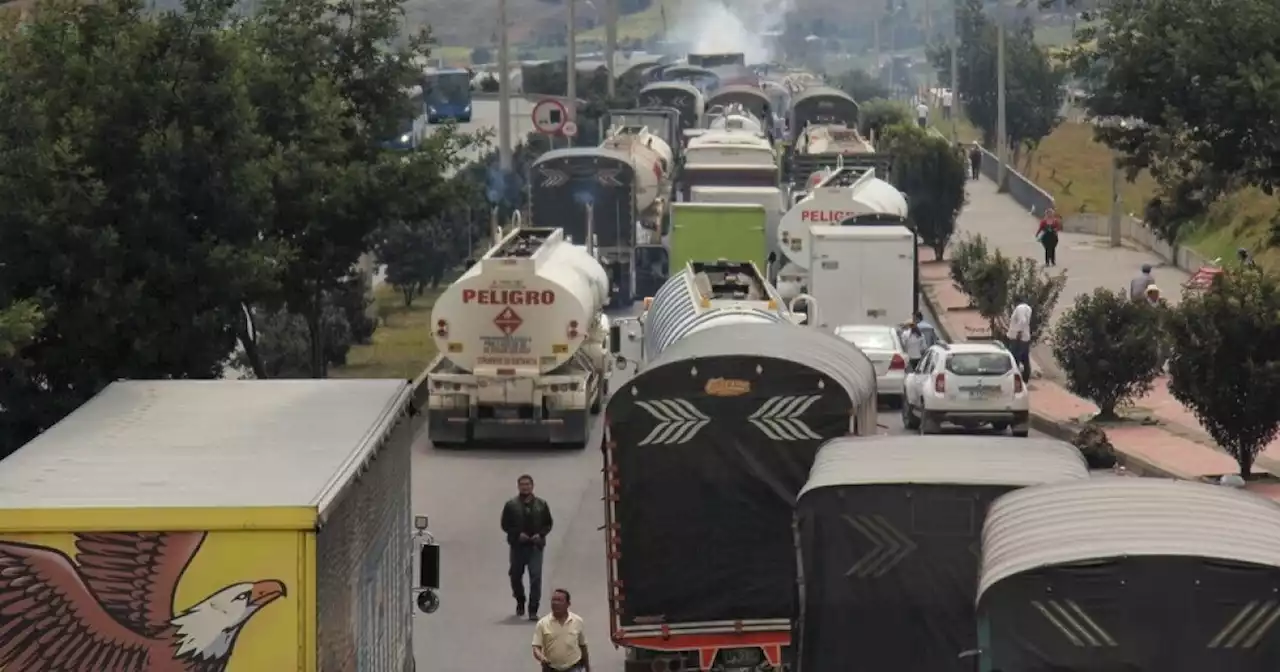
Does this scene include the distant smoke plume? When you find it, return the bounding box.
[667,0,791,63]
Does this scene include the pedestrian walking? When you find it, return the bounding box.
[1128,263,1156,301]
[1006,297,1033,381]
[502,474,554,620]
[941,89,953,120]
[531,589,590,672]
[968,143,982,180]
[910,310,938,347]
[1036,208,1062,266]
[904,323,926,370]
[916,101,929,128]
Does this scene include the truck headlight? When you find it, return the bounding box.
[399,133,411,143]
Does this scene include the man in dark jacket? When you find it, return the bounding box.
[502,474,554,619]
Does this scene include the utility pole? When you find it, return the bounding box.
[1108,120,1125,247]
[996,17,1007,191]
[950,0,959,143]
[604,0,617,98]
[497,0,512,171]
[566,0,577,147]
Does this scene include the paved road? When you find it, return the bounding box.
[429,97,541,166]
[409,303,1038,671]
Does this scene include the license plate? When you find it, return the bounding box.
[962,387,999,399]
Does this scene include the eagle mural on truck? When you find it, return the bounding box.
[0,531,286,672]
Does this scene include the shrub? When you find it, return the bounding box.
[1166,268,1280,477]
[1051,288,1166,419]
[970,253,1066,343]
[949,233,990,296]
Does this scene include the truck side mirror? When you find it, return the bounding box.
[609,324,622,353]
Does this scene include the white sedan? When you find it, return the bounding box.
[834,324,909,406]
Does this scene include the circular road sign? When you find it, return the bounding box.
[531,98,568,135]
[561,120,578,138]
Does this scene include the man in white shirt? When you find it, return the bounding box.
[942,90,954,120]
[916,101,929,128]
[532,589,589,672]
[1006,298,1033,380]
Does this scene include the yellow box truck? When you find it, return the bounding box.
[0,379,421,672]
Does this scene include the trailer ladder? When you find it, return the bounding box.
[690,260,770,302]
[493,227,558,258]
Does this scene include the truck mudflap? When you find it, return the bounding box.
[428,407,591,445]
[616,621,791,671]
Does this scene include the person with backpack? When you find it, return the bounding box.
[1036,209,1062,266]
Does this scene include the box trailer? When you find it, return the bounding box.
[0,379,421,672]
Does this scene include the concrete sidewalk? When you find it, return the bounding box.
[951,176,1189,378]
[922,177,1280,492]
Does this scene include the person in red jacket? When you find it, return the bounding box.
[1036,209,1062,266]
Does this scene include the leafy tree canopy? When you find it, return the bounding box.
[857,98,912,140]
[0,299,45,358]
[834,69,888,104]
[1167,269,1280,478]
[881,122,967,260]
[1051,288,1166,419]
[1068,0,1280,238]
[929,0,1066,154]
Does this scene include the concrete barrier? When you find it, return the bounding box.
[1062,213,1213,273]
[978,147,1056,219]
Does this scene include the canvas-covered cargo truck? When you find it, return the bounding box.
[603,317,879,672]
[668,202,769,274]
[793,436,1088,672]
[978,478,1280,672]
[0,379,423,672]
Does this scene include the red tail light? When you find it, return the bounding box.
[889,354,906,370]
[435,319,448,337]
[934,374,946,394]
[568,320,580,339]
[1013,374,1025,393]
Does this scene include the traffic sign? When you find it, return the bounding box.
[561,120,578,138]
[531,98,568,135]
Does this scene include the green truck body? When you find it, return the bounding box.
[668,202,768,273]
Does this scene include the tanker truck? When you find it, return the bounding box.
[774,164,910,303]
[425,227,610,446]
[530,124,674,307]
[602,259,880,672]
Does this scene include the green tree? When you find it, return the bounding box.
[0,299,44,358]
[241,0,478,378]
[857,98,912,141]
[1068,0,1280,241]
[375,221,439,307]
[1166,269,1280,478]
[834,68,888,103]
[1051,288,1166,420]
[969,252,1066,343]
[880,122,967,260]
[0,0,277,455]
[928,0,1066,159]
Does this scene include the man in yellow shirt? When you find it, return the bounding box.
[531,588,589,672]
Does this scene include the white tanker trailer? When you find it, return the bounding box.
[609,258,810,373]
[774,165,909,300]
[426,227,611,446]
[599,124,674,241]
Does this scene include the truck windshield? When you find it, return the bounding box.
[425,72,471,106]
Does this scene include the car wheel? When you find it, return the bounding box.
[920,410,942,435]
[991,422,1010,433]
[902,400,920,430]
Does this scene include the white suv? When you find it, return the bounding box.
[902,342,1030,436]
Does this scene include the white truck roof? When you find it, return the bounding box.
[0,380,413,516]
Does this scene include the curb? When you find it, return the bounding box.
[919,281,1181,478]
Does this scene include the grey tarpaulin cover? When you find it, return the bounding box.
[979,478,1280,671]
[605,322,875,628]
[794,436,1088,672]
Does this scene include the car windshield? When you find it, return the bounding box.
[838,329,898,351]
[946,353,1013,376]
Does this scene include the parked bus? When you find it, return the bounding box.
[425,67,473,123]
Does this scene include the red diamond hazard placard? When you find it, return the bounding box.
[493,307,523,335]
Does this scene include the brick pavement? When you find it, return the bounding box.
[922,178,1280,491]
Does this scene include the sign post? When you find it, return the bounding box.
[531,98,569,137]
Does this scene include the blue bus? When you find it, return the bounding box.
[424,68,473,123]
